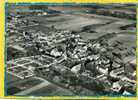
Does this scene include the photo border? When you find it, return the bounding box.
[0,0,138,99]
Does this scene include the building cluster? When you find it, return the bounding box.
[13,28,135,96]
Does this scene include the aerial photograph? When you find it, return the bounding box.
[5,3,136,96]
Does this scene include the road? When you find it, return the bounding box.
[15,80,50,95]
